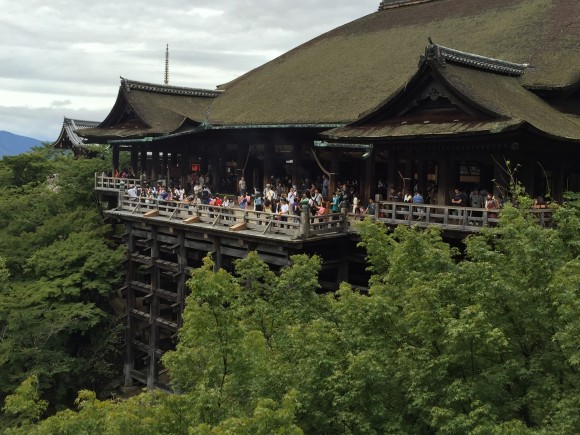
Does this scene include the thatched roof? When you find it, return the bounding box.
[208,0,580,126]
[322,43,580,142]
[52,118,100,149]
[79,79,220,141]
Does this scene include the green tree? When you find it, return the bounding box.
[0,147,124,424]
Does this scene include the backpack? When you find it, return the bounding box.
[255,196,262,206]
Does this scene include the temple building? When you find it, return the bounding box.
[76,0,580,389]
[82,0,580,204]
[52,117,101,157]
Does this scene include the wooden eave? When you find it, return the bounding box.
[52,117,100,149]
[322,44,580,144]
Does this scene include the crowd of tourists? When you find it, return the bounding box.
[113,168,552,223]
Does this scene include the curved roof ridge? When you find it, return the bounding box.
[422,40,529,76]
[378,0,439,11]
[120,77,222,98]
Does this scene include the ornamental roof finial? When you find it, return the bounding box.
[164,44,169,85]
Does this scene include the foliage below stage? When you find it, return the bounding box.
[8,193,580,434]
[0,145,125,430]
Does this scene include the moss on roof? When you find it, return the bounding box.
[209,0,580,126]
[80,86,215,140]
[324,60,580,141]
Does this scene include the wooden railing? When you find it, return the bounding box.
[115,194,350,239]
[347,201,554,231]
[95,176,554,237]
[95,174,141,190]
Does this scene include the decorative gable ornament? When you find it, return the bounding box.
[420,38,529,76]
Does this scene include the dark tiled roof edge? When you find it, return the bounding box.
[121,78,222,98]
[378,0,438,11]
[422,42,529,76]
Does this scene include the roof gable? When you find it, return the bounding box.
[52,117,100,149]
[79,78,221,141]
[323,42,580,142]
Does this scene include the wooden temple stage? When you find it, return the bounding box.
[95,174,554,390]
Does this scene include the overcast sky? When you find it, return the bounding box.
[0,1,380,141]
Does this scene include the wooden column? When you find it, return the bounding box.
[212,237,222,272]
[292,142,302,188]
[140,144,147,176]
[492,156,505,197]
[211,144,223,193]
[437,159,453,205]
[553,162,565,202]
[329,151,340,197]
[362,151,375,205]
[112,144,120,175]
[177,231,187,328]
[151,149,160,184]
[237,143,249,191]
[387,152,398,196]
[124,222,135,387]
[263,143,273,190]
[162,152,169,185]
[147,227,160,389]
[130,147,139,176]
[417,159,428,196]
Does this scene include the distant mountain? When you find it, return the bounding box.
[0,131,44,157]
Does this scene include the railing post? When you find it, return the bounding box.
[341,207,348,232]
[118,180,126,209]
[374,194,381,221]
[300,205,310,239]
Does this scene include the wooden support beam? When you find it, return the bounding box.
[144,210,159,217]
[229,222,247,231]
[183,215,200,224]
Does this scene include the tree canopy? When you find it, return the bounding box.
[11,191,580,434]
[0,145,124,430]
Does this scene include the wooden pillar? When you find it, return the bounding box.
[147,226,160,389]
[130,147,139,176]
[237,143,249,191]
[403,159,414,195]
[124,222,135,387]
[180,152,190,192]
[212,238,222,272]
[387,152,398,196]
[211,144,222,193]
[151,149,160,184]
[162,152,169,185]
[337,239,349,285]
[492,156,505,197]
[553,162,565,202]
[292,142,302,188]
[417,159,428,196]
[177,231,187,328]
[112,144,120,175]
[263,143,273,190]
[437,159,453,205]
[140,144,147,176]
[329,151,340,197]
[362,151,375,205]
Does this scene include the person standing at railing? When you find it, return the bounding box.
[451,188,465,221]
[485,192,499,224]
[279,198,290,223]
[127,185,139,201]
[469,188,483,225]
[239,176,247,195]
[412,191,424,220]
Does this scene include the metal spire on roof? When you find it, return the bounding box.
[164,44,169,85]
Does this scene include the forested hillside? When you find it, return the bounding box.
[1,162,578,433]
[0,145,125,430]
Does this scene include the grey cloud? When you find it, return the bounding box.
[0,0,379,141]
